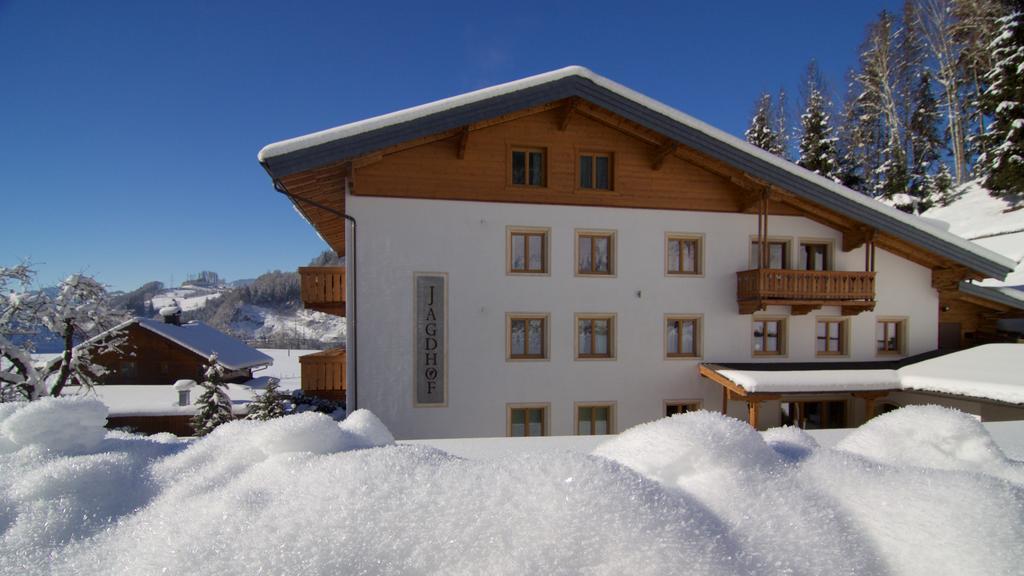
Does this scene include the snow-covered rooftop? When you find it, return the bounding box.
[134,318,273,371]
[709,344,1024,405]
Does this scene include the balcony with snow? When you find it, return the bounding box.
[298,266,346,316]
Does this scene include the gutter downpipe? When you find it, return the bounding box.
[259,162,359,412]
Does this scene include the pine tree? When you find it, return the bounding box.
[745,93,781,155]
[798,62,840,180]
[191,353,233,436]
[246,380,287,421]
[774,89,791,160]
[926,162,957,207]
[908,69,945,208]
[979,9,1024,201]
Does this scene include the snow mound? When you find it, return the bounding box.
[338,408,394,449]
[0,397,108,454]
[837,404,1024,485]
[60,446,757,576]
[762,425,820,462]
[593,410,780,486]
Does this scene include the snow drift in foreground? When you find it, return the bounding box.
[1,400,1023,576]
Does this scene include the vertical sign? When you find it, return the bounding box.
[414,273,446,406]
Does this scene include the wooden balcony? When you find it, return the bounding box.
[737,269,876,315]
[299,266,345,316]
[299,348,346,402]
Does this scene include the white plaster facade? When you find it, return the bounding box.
[345,195,938,440]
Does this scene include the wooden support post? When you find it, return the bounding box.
[864,396,876,421]
[722,387,728,415]
[456,127,470,159]
[747,401,760,429]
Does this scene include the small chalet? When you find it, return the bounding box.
[83,307,273,385]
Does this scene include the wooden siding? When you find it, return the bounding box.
[938,292,1023,349]
[299,348,346,402]
[299,266,346,316]
[106,414,196,436]
[89,323,207,385]
[278,162,348,257]
[353,106,799,214]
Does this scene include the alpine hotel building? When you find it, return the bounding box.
[259,67,1019,439]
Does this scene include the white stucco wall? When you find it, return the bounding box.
[346,196,939,439]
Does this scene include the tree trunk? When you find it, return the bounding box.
[50,318,74,397]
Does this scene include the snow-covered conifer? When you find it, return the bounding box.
[246,379,287,421]
[979,10,1024,202]
[798,62,839,180]
[190,353,233,436]
[745,93,780,155]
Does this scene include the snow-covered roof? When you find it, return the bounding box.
[259,65,1015,280]
[958,281,1024,310]
[707,344,1024,405]
[134,318,273,371]
[897,344,1024,405]
[716,368,900,394]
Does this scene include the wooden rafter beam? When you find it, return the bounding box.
[699,364,749,397]
[931,266,969,292]
[558,98,579,131]
[842,226,873,252]
[651,141,678,170]
[456,126,470,160]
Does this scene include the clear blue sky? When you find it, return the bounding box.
[0,0,902,292]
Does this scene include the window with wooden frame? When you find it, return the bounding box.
[576,403,615,435]
[507,227,549,275]
[780,400,848,429]
[815,318,848,356]
[876,318,906,355]
[510,147,546,187]
[666,234,703,276]
[508,404,548,437]
[665,315,701,358]
[578,152,613,190]
[752,317,786,356]
[507,314,548,360]
[575,230,615,275]
[664,400,701,417]
[799,240,832,271]
[750,239,790,269]
[575,314,615,359]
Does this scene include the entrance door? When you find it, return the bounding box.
[938,322,961,350]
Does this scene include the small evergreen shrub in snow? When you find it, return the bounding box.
[245,379,287,421]
[288,389,344,417]
[190,354,233,436]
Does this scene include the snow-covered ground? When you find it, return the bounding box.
[230,304,346,345]
[147,286,223,312]
[922,182,1024,288]
[1,400,1022,575]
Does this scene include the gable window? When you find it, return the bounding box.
[576,230,615,275]
[800,241,831,271]
[666,315,701,358]
[750,240,789,269]
[507,314,548,360]
[508,227,549,274]
[576,314,615,359]
[752,317,786,356]
[508,404,548,437]
[511,147,546,186]
[576,403,615,435]
[876,318,906,355]
[666,234,703,275]
[579,152,613,190]
[665,401,701,417]
[816,318,848,356]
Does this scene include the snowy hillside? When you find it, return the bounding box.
[1,402,1023,575]
[148,286,222,312]
[920,181,1024,289]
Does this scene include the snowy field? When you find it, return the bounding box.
[1,400,1023,575]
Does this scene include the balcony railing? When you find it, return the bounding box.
[298,266,345,316]
[299,348,346,402]
[737,269,875,315]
